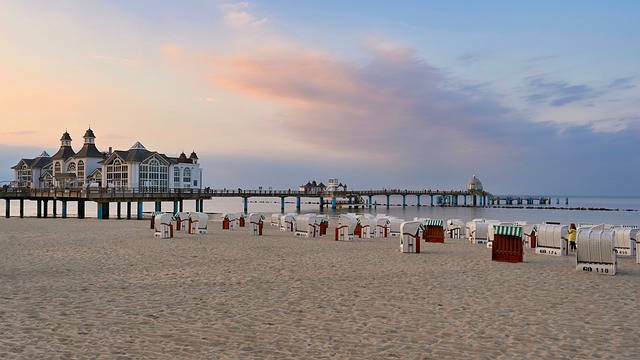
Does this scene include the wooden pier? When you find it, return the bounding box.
[2,186,561,219]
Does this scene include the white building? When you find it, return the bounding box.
[11,128,203,190]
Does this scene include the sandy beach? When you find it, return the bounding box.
[1,217,639,359]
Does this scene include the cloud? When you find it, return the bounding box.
[221,2,269,27]
[608,77,636,90]
[525,77,600,107]
[88,54,138,67]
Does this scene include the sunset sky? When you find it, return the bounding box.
[1,1,639,195]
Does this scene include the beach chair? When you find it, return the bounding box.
[576,226,617,275]
[270,213,281,226]
[154,213,174,238]
[376,217,390,238]
[358,214,376,238]
[188,212,208,234]
[222,213,238,230]
[423,219,445,243]
[612,227,638,256]
[150,211,164,229]
[400,221,424,253]
[280,213,295,232]
[467,220,489,244]
[295,214,316,237]
[249,213,265,236]
[535,223,568,256]
[335,214,358,241]
[446,219,465,239]
[174,212,190,232]
[491,225,524,263]
[239,213,246,227]
[389,217,405,237]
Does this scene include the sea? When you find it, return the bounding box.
[5,195,640,227]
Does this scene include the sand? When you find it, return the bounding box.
[1,217,639,359]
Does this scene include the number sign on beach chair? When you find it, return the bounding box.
[249,213,265,236]
[423,219,445,243]
[576,227,617,275]
[491,225,524,263]
[612,227,638,256]
[188,212,208,234]
[400,221,425,253]
[154,213,174,238]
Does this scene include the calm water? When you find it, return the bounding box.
[6,195,640,226]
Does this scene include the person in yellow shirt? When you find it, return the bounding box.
[567,223,577,253]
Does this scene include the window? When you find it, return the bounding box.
[139,157,168,190]
[106,159,128,187]
[174,167,180,186]
[183,168,191,188]
[54,162,61,175]
[19,164,31,187]
[77,160,85,179]
[67,162,76,173]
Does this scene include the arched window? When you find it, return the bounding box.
[174,167,181,186]
[183,168,191,188]
[54,162,61,175]
[139,157,167,190]
[77,160,85,180]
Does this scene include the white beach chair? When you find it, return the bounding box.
[335,214,358,241]
[249,213,265,236]
[400,221,424,253]
[191,212,209,234]
[446,219,465,239]
[576,226,617,275]
[612,227,638,256]
[535,223,568,256]
[375,217,390,238]
[154,213,174,238]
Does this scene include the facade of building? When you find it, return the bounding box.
[11,129,202,190]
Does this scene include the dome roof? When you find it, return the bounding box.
[466,175,483,192]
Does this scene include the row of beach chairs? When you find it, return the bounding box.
[151,211,209,238]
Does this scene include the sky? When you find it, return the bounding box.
[1,1,639,196]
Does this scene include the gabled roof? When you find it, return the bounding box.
[99,148,173,165]
[12,152,52,170]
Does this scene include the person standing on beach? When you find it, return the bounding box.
[568,223,577,253]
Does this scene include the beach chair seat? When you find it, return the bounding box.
[423,219,445,243]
